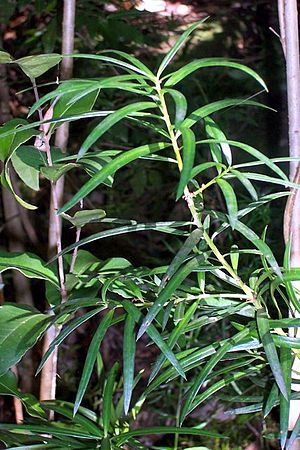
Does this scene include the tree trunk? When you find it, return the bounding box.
[279,0,300,447]
[39,0,76,407]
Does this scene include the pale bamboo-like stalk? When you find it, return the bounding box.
[39,0,76,408]
[278,0,300,443]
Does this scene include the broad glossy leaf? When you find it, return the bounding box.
[59,142,170,213]
[216,178,238,229]
[103,362,119,437]
[180,327,250,422]
[137,257,201,340]
[11,150,39,191]
[0,252,58,285]
[74,309,114,415]
[63,209,106,228]
[78,102,156,158]
[257,308,288,399]
[15,54,62,79]
[0,50,12,63]
[123,314,136,414]
[164,58,267,90]
[0,370,46,418]
[122,301,185,379]
[41,163,77,182]
[157,19,209,77]
[36,308,103,375]
[0,304,51,375]
[176,127,196,200]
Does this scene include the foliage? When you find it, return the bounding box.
[0,20,299,449]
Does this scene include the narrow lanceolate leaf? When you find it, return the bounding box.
[280,347,291,449]
[157,19,209,78]
[233,220,282,278]
[176,127,196,200]
[123,301,185,379]
[149,300,200,383]
[205,117,232,165]
[180,327,250,423]
[263,383,279,417]
[0,252,58,286]
[74,309,114,415]
[159,228,202,290]
[114,426,223,447]
[180,99,272,133]
[137,257,201,340]
[52,221,190,260]
[36,308,103,375]
[216,179,238,229]
[78,102,156,158]
[257,308,288,400]
[59,142,170,214]
[287,413,300,450]
[99,50,156,80]
[103,362,119,437]
[164,89,187,129]
[0,304,51,375]
[229,169,258,200]
[164,58,267,90]
[123,314,136,414]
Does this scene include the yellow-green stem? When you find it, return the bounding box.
[155,78,256,303]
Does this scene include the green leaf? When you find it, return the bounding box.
[59,142,171,213]
[233,220,281,277]
[137,257,201,340]
[0,304,51,375]
[176,127,196,200]
[257,308,288,400]
[63,209,106,228]
[204,117,231,165]
[216,178,238,229]
[287,412,300,450]
[41,163,77,182]
[36,308,103,375]
[283,239,300,313]
[0,50,12,63]
[99,50,156,80]
[78,102,156,158]
[15,54,62,79]
[164,58,267,90]
[191,161,225,178]
[165,89,187,128]
[51,221,190,260]
[149,300,200,383]
[0,252,58,285]
[157,19,209,78]
[114,426,223,446]
[159,228,202,290]
[180,327,250,423]
[0,370,46,418]
[229,169,258,200]
[74,309,115,414]
[11,150,40,191]
[181,99,272,131]
[123,315,136,414]
[123,301,185,379]
[263,383,279,417]
[103,362,119,437]
[280,347,291,449]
